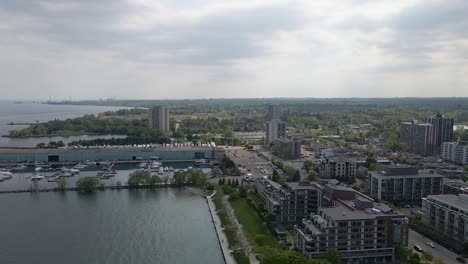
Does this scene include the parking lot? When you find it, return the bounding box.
[224,147,273,179]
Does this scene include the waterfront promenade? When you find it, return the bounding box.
[206,192,236,264]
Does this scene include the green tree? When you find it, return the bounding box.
[272,170,280,182]
[76,176,100,192]
[304,160,314,171]
[148,175,162,186]
[324,249,342,264]
[239,185,247,197]
[399,247,412,263]
[408,253,421,264]
[57,177,67,190]
[292,170,301,181]
[127,171,151,187]
[421,251,433,263]
[386,138,402,152]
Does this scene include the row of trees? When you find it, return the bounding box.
[9,113,149,137]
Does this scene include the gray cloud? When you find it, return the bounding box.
[1,1,300,64]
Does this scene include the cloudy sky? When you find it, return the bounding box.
[1,0,467,100]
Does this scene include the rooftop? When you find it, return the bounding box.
[425,194,468,211]
[0,145,214,154]
[286,181,321,191]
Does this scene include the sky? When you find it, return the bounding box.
[0,0,467,100]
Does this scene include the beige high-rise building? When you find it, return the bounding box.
[149,106,169,133]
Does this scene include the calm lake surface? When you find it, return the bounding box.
[0,101,129,147]
[0,189,224,264]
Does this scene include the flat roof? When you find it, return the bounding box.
[286,181,321,191]
[0,146,214,154]
[321,202,404,221]
[426,194,468,211]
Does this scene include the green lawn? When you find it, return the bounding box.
[248,192,264,205]
[213,192,239,248]
[232,251,250,264]
[229,197,279,251]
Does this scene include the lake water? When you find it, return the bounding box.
[0,189,224,264]
[0,101,129,147]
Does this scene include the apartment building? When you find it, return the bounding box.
[320,157,357,182]
[295,185,408,263]
[274,138,301,160]
[426,113,454,147]
[265,121,286,146]
[149,106,170,133]
[369,166,443,203]
[256,179,322,224]
[399,121,436,155]
[442,140,468,165]
[422,194,468,244]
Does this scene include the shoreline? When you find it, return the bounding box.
[206,192,236,264]
[0,184,192,195]
[2,133,126,138]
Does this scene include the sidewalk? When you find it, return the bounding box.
[206,192,236,264]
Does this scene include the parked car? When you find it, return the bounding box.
[456,257,466,263]
[426,242,435,248]
[413,245,424,252]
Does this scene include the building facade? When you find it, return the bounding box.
[265,121,286,146]
[295,186,408,263]
[319,157,356,182]
[422,194,468,244]
[369,166,443,203]
[399,121,436,155]
[426,113,454,147]
[274,138,301,160]
[256,179,322,224]
[149,106,170,133]
[442,140,468,165]
[266,105,281,121]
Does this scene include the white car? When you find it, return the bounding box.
[426,242,435,248]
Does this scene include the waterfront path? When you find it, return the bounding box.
[221,195,260,264]
[206,192,236,264]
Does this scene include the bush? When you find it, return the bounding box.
[76,177,100,192]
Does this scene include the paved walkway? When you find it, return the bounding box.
[206,192,236,264]
[221,195,260,264]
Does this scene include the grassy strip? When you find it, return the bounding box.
[229,196,279,253]
[232,251,250,264]
[213,194,235,243]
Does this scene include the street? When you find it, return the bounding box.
[408,229,463,264]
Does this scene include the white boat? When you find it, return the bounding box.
[0,171,13,179]
[69,168,80,174]
[74,163,88,169]
[150,161,161,172]
[139,162,148,168]
[35,167,42,172]
[158,167,164,175]
[84,160,96,166]
[12,164,27,171]
[31,174,45,180]
[61,171,73,177]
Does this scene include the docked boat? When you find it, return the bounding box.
[158,167,164,175]
[31,174,45,180]
[11,164,27,171]
[84,160,96,166]
[0,171,13,179]
[150,161,162,172]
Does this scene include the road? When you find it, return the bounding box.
[408,229,463,264]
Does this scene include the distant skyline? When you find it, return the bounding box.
[1,0,467,99]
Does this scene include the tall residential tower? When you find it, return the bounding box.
[149,106,170,133]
